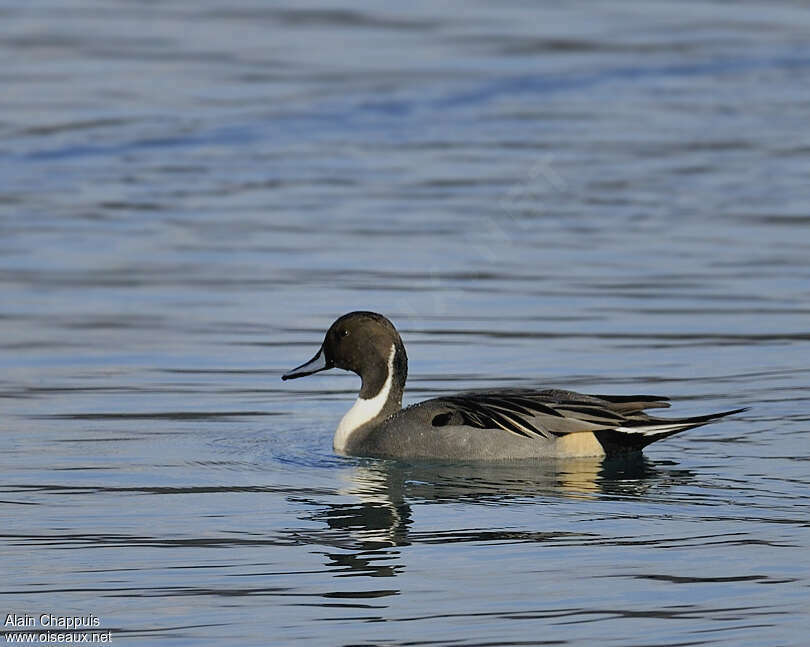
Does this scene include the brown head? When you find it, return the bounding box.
[282,311,408,401]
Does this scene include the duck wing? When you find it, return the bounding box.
[429,388,744,446]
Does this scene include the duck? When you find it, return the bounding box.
[282,311,746,460]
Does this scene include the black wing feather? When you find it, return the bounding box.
[428,389,743,445]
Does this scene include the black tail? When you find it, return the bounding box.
[595,407,748,454]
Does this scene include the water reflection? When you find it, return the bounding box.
[298,456,695,579]
[341,454,692,507]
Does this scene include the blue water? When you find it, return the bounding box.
[1,2,809,645]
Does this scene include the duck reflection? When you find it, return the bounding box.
[282,455,699,614]
[302,454,694,580]
[339,453,685,508]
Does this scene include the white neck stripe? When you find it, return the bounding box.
[333,344,395,453]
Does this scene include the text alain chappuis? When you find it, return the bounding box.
[4,613,111,643]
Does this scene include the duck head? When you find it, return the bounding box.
[282,311,408,402]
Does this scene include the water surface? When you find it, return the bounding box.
[1,1,809,646]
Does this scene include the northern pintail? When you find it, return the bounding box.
[282,311,745,460]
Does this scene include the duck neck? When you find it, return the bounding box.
[334,342,407,453]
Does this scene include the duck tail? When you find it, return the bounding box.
[595,407,748,453]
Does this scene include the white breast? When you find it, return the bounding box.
[333,344,395,453]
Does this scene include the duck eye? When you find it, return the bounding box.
[340,330,350,338]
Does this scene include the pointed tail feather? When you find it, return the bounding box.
[618,407,748,436]
[595,407,747,453]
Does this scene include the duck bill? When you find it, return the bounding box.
[282,347,331,380]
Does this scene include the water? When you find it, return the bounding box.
[1,1,809,645]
